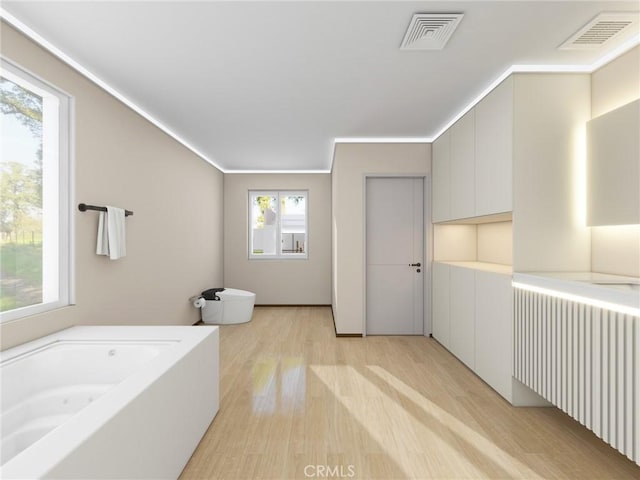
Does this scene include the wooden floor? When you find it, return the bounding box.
[180,306,639,479]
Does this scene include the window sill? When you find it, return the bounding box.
[248,255,309,261]
[0,301,72,324]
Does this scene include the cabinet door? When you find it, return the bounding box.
[450,110,475,220]
[475,76,513,216]
[449,266,475,369]
[432,131,451,222]
[432,262,450,348]
[475,271,512,401]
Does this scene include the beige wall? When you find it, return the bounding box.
[223,174,331,304]
[590,46,640,278]
[513,73,592,272]
[332,143,430,334]
[432,222,512,265]
[591,46,640,118]
[477,222,512,265]
[433,225,477,262]
[1,23,224,350]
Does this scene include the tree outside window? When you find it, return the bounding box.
[1,60,71,322]
[0,76,44,312]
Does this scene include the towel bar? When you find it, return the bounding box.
[78,203,133,216]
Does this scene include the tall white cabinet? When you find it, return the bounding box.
[431,262,450,348]
[475,76,513,217]
[432,131,451,223]
[449,110,475,220]
[474,270,512,400]
[432,78,513,222]
[431,72,591,406]
[449,265,475,369]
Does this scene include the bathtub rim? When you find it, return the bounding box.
[0,338,178,368]
[0,325,218,478]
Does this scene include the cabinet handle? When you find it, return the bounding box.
[409,263,421,267]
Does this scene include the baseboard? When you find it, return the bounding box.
[330,305,363,337]
[251,304,362,337]
[254,304,331,307]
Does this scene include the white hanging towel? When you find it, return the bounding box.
[96,212,109,256]
[95,206,127,260]
[106,206,126,259]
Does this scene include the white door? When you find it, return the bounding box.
[366,177,424,335]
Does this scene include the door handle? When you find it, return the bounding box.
[409,263,421,267]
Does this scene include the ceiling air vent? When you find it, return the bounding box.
[400,13,464,50]
[559,12,639,50]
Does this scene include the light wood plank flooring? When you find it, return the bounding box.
[180,306,639,479]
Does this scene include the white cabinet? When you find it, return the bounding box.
[449,265,475,369]
[475,76,513,216]
[433,73,591,274]
[432,262,450,348]
[432,131,451,223]
[474,270,512,400]
[449,110,475,220]
[431,262,546,406]
[432,79,513,223]
[431,72,590,406]
[587,99,640,226]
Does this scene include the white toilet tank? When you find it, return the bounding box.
[201,288,255,325]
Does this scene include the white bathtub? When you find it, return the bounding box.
[0,325,219,479]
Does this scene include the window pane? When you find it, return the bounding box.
[251,194,277,255]
[0,76,44,312]
[281,232,306,254]
[248,191,307,259]
[280,194,306,255]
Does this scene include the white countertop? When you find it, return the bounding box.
[438,261,513,275]
[513,271,640,312]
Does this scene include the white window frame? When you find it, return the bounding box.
[0,58,74,323]
[248,190,308,260]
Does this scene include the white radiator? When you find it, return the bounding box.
[514,286,639,465]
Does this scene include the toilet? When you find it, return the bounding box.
[201,288,255,325]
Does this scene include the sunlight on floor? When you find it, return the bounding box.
[367,365,542,479]
[252,357,306,415]
[311,364,548,478]
[311,364,491,478]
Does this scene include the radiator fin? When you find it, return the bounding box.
[514,288,639,464]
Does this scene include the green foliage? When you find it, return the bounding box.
[255,196,273,212]
[0,242,43,312]
[0,76,45,312]
[0,161,41,238]
[0,296,16,312]
[1,76,44,239]
[0,242,42,281]
[254,195,274,227]
[0,77,43,138]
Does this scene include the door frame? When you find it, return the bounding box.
[362,174,432,337]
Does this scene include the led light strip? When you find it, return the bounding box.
[512,281,640,317]
[334,137,433,143]
[1,8,638,173]
[0,7,225,173]
[431,34,640,141]
[223,169,331,174]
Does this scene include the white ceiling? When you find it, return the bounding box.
[2,1,639,172]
